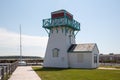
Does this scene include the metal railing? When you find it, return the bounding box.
[43,17,80,31]
[0,61,18,80]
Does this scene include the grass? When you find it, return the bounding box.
[33,67,120,80]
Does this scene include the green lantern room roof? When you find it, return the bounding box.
[42,10,80,31]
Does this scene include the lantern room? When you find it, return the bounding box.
[43,9,80,31]
[51,10,73,20]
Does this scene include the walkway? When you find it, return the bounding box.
[8,66,41,80]
[98,67,120,70]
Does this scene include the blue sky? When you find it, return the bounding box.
[0,0,120,57]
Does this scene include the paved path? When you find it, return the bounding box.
[98,67,120,70]
[8,66,41,80]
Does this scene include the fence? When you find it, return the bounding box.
[0,61,18,80]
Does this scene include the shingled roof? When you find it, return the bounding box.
[68,43,97,53]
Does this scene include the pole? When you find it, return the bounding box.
[20,24,22,62]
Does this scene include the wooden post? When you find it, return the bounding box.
[9,64,12,75]
[5,66,8,80]
[8,64,10,77]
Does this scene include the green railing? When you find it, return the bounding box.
[43,17,80,31]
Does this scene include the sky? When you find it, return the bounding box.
[0,0,120,57]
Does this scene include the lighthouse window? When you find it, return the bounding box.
[94,54,97,63]
[52,48,59,57]
[69,35,72,44]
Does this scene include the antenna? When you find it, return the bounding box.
[20,24,22,62]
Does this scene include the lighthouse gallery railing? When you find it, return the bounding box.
[43,17,80,31]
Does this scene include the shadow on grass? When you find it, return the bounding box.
[33,67,96,72]
[33,67,68,71]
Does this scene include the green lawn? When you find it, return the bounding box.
[33,67,120,80]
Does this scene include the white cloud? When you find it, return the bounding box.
[0,28,48,57]
[22,35,47,47]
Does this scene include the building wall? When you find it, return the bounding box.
[68,53,93,68]
[91,45,99,68]
[43,27,75,68]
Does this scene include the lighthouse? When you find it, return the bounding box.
[43,10,99,68]
[43,10,80,68]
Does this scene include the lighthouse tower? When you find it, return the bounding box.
[43,10,80,68]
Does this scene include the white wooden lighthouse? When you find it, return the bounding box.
[43,10,99,68]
